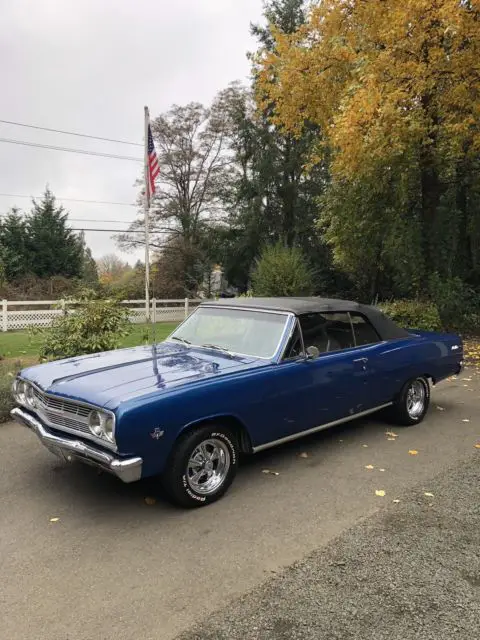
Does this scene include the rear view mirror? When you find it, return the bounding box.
[305,345,320,360]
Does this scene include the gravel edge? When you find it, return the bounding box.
[177,455,480,640]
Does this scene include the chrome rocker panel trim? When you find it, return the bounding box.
[11,407,142,483]
[252,402,393,453]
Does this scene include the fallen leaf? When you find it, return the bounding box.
[299,452,309,458]
[375,490,386,497]
[144,497,156,505]
[393,499,400,504]
[385,431,398,437]
[474,444,480,449]
[462,419,470,423]
[365,464,374,470]
[49,517,60,523]
[408,450,419,455]
[436,406,445,411]
[262,469,280,476]
[338,439,344,443]
[387,437,396,441]
[424,492,434,498]
[461,378,472,381]
[379,468,386,472]
[362,444,368,448]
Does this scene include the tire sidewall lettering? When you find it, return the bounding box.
[424,380,430,400]
[182,474,206,502]
[210,431,236,465]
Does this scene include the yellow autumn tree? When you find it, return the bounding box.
[258,0,480,291]
[260,0,479,169]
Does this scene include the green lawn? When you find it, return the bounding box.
[0,322,178,360]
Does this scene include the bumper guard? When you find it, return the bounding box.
[11,407,142,483]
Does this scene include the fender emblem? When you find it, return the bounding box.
[150,427,164,440]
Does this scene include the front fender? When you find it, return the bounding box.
[116,394,252,477]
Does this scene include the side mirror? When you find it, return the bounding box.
[305,345,320,360]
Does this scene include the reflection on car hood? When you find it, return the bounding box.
[20,342,262,410]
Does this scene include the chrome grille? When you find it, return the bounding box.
[45,410,91,435]
[31,386,92,435]
[33,387,91,417]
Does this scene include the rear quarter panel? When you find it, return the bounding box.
[366,331,463,406]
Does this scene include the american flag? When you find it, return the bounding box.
[147,123,160,200]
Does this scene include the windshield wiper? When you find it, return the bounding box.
[170,336,191,345]
[201,343,234,356]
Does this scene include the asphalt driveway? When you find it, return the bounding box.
[1,372,479,640]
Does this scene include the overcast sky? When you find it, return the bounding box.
[0,0,264,262]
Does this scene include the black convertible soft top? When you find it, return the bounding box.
[201,297,409,342]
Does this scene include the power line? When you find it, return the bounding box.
[0,192,136,207]
[0,118,142,147]
[68,228,147,233]
[0,214,136,224]
[0,137,142,162]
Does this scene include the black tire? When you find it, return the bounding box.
[162,424,238,508]
[389,376,430,426]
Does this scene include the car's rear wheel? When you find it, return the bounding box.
[390,376,430,426]
[162,424,238,508]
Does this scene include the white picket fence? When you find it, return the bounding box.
[1,298,203,332]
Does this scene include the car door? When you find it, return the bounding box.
[257,313,371,444]
[348,312,411,407]
[297,311,373,426]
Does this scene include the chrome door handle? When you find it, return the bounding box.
[353,357,368,364]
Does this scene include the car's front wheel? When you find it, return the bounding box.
[162,424,238,508]
[390,376,430,426]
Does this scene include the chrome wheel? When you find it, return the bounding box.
[186,438,231,495]
[406,379,426,419]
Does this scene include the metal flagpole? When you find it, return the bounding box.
[144,105,150,322]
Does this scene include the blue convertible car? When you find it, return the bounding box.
[11,297,463,507]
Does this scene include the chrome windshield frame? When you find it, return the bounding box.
[165,304,295,362]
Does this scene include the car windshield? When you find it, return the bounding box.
[167,306,289,359]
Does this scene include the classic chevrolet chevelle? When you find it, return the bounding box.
[11,297,463,507]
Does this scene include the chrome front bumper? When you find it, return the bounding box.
[11,407,143,483]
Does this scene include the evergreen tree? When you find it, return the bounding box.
[27,188,83,279]
[79,232,99,286]
[215,1,337,292]
[0,208,30,281]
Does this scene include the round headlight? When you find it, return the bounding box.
[14,380,27,404]
[25,384,36,408]
[88,410,103,437]
[104,416,114,442]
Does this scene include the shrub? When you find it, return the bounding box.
[380,300,442,332]
[40,290,130,360]
[251,244,314,297]
[428,273,479,333]
[0,360,20,423]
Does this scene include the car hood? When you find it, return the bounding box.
[20,342,262,410]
